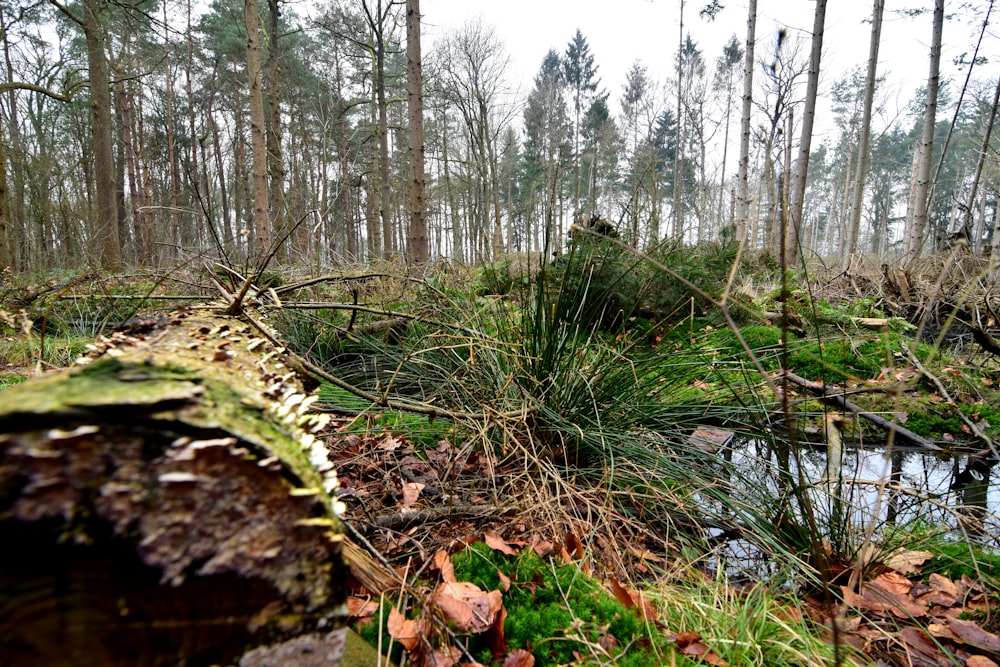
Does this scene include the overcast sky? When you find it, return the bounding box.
[419,0,998,143]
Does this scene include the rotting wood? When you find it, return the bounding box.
[0,307,348,666]
[781,370,942,451]
[851,317,889,331]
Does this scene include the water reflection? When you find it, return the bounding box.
[710,439,999,576]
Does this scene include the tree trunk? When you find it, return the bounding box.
[672,0,685,241]
[786,0,826,267]
[334,46,355,261]
[164,1,181,257]
[266,0,286,256]
[245,0,271,258]
[78,0,121,269]
[185,0,202,250]
[903,0,944,265]
[963,83,1000,251]
[734,0,757,246]
[843,0,884,268]
[0,118,9,269]
[0,310,347,666]
[406,0,428,264]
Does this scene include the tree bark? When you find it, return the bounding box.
[965,85,1000,252]
[0,310,348,666]
[0,120,9,270]
[245,0,272,258]
[903,0,944,265]
[361,0,395,259]
[406,0,428,264]
[843,0,884,267]
[786,0,826,267]
[51,0,122,269]
[266,0,286,254]
[672,0,685,241]
[734,0,757,246]
[164,1,181,257]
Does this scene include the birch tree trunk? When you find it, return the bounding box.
[843,0,884,268]
[903,0,944,265]
[734,0,757,246]
[786,0,826,267]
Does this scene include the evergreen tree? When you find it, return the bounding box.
[563,29,599,215]
[520,49,570,252]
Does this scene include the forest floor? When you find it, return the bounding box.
[3,251,1000,666]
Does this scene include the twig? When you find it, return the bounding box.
[273,273,395,296]
[781,370,942,451]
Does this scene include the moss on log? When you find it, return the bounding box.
[0,309,347,666]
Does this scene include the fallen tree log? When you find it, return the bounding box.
[0,307,348,666]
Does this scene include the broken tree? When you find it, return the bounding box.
[0,308,348,666]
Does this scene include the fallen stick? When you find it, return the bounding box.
[781,370,943,451]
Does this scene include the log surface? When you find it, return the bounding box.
[0,308,347,666]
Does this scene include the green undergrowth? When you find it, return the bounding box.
[0,330,92,373]
[670,313,1000,443]
[452,542,674,666]
[925,541,1000,584]
[357,541,840,666]
[320,383,457,447]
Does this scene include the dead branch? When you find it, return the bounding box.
[781,370,942,451]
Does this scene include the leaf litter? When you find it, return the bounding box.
[328,421,1000,665]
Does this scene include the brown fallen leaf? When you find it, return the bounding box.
[900,627,956,667]
[487,602,508,658]
[433,581,503,633]
[927,623,961,642]
[497,568,511,592]
[484,528,518,556]
[677,638,728,666]
[425,645,462,667]
[680,641,712,656]
[387,606,429,652]
[929,573,959,598]
[347,595,379,619]
[597,633,618,653]
[674,631,702,649]
[434,548,456,584]
[887,549,934,575]
[872,571,915,597]
[378,434,404,451]
[947,618,1000,653]
[502,648,535,666]
[609,579,635,610]
[565,531,585,560]
[529,534,555,557]
[401,481,425,509]
[966,656,1000,667]
[608,579,658,622]
[842,573,927,620]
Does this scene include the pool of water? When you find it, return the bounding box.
[704,438,998,577]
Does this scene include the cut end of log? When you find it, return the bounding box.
[0,309,348,665]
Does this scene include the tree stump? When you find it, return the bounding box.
[0,308,347,666]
